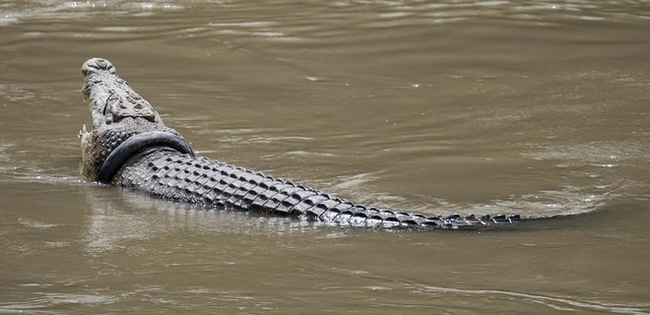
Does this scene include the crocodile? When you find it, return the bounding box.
[79,57,523,230]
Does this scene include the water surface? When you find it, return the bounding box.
[1,1,649,314]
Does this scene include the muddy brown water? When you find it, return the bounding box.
[1,1,649,314]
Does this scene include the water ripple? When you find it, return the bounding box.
[414,285,650,315]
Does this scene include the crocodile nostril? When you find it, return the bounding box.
[96,59,108,69]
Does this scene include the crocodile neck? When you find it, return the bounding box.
[81,117,191,182]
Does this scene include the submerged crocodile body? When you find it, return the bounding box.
[79,57,522,230]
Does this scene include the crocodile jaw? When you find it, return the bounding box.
[78,124,91,164]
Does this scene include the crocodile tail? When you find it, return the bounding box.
[200,159,522,230]
[287,201,522,230]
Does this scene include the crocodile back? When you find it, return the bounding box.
[113,150,520,229]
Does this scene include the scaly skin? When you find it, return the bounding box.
[80,57,521,229]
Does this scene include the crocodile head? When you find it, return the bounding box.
[79,58,192,182]
[81,57,162,128]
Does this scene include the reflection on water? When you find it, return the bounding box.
[83,187,321,255]
[1,0,649,314]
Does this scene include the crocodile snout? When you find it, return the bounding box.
[82,57,116,76]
